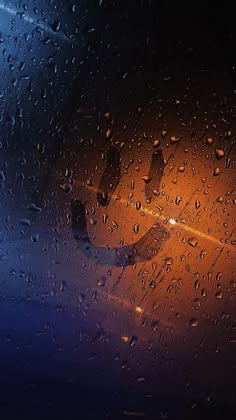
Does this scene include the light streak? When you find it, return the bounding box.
[94,288,174,327]
[74,181,236,251]
[0,2,74,44]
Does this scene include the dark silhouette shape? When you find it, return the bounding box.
[97,146,121,207]
[71,198,170,267]
[145,149,164,201]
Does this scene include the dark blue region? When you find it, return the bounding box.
[0,298,235,420]
[0,298,177,420]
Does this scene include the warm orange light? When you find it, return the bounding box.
[135,306,144,313]
[74,181,235,251]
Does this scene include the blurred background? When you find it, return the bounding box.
[0,1,235,419]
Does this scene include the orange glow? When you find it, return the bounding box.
[73,181,235,251]
[135,306,144,314]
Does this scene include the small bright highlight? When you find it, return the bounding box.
[135,306,144,314]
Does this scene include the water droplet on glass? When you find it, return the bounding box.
[59,280,67,292]
[164,256,174,265]
[137,377,145,383]
[153,139,160,147]
[104,112,112,122]
[20,218,31,226]
[136,201,141,210]
[200,249,207,259]
[215,290,223,299]
[187,237,198,247]
[175,195,182,205]
[51,20,61,32]
[149,280,156,289]
[130,335,138,347]
[28,203,42,213]
[0,170,5,181]
[215,149,225,159]
[133,223,140,234]
[65,168,73,179]
[201,288,207,297]
[60,183,72,193]
[103,213,108,224]
[142,175,152,184]
[194,280,200,290]
[97,277,106,287]
[31,234,39,243]
[216,272,223,282]
[106,128,112,139]
[213,167,220,176]
[190,318,198,327]
[216,196,223,204]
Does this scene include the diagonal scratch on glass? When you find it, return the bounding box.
[0,2,76,44]
[208,228,236,272]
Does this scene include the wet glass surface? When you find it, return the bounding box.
[0,1,235,419]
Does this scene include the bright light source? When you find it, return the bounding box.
[135,306,143,314]
[169,219,176,225]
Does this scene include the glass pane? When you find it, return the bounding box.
[0,1,235,419]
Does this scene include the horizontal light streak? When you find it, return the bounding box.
[74,181,235,251]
